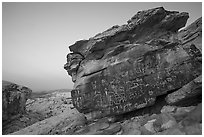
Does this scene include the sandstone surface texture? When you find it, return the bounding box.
[64,7,202,118]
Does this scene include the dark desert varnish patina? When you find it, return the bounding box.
[64,7,202,118]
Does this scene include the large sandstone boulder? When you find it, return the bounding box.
[64,7,202,118]
[2,80,32,121]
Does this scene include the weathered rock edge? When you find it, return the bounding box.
[64,7,202,118]
[2,80,32,121]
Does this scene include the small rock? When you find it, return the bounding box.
[140,125,154,135]
[176,106,196,114]
[144,119,157,132]
[149,113,159,120]
[160,113,177,130]
[97,122,110,131]
[161,120,177,129]
[161,106,176,113]
[121,120,141,135]
[140,119,156,134]
[172,106,196,122]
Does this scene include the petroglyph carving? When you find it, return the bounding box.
[64,7,202,117]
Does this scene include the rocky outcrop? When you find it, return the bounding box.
[68,104,202,135]
[64,7,202,118]
[3,89,74,135]
[178,17,202,52]
[2,80,32,121]
[5,87,201,135]
[11,109,86,135]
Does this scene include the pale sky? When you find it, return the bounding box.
[2,2,202,92]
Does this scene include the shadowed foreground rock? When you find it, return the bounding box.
[166,75,202,105]
[70,104,201,135]
[64,7,202,118]
[2,80,32,121]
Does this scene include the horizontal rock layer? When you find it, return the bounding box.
[64,7,202,118]
[165,75,202,105]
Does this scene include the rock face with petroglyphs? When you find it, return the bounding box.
[64,7,202,118]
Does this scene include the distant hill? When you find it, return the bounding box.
[31,89,72,99]
[2,80,72,99]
